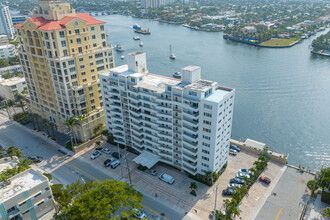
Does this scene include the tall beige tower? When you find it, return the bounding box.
[14,0,114,142]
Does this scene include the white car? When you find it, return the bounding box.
[237,172,250,179]
[229,149,237,156]
[102,148,111,154]
[228,183,242,188]
[132,208,147,219]
[90,150,102,159]
[159,173,175,185]
[110,160,120,169]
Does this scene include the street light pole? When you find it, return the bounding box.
[214,184,218,220]
[117,143,123,180]
[125,156,132,185]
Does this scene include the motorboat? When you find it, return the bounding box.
[169,45,176,59]
[139,41,144,47]
[121,55,124,59]
[115,45,124,52]
[133,36,140,40]
[173,72,181,78]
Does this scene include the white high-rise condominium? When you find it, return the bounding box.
[0,5,15,39]
[100,52,235,175]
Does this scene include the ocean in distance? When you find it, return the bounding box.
[100,14,329,171]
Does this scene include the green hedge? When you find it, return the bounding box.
[321,189,330,205]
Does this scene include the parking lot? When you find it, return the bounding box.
[82,141,287,220]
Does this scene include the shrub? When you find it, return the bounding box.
[95,147,103,151]
[66,141,73,151]
[190,190,197,196]
[321,189,330,205]
[101,130,109,136]
[43,173,53,181]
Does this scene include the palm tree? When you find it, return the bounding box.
[26,113,36,129]
[49,121,56,139]
[7,99,16,115]
[42,119,51,137]
[190,181,198,194]
[14,93,25,113]
[92,123,104,136]
[31,113,41,130]
[6,146,23,158]
[64,117,79,146]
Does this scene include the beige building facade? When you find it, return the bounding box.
[14,0,114,141]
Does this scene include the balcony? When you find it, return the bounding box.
[183,132,198,139]
[183,158,197,167]
[158,125,172,131]
[161,157,172,163]
[183,124,198,133]
[183,164,197,174]
[159,131,171,138]
[183,116,198,126]
[159,144,172,150]
[131,132,143,140]
[159,138,171,144]
[183,151,197,161]
[183,144,198,154]
[159,151,172,157]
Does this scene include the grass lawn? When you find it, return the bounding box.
[260,38,299,47]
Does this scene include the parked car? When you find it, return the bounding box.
[240,169,252,175]
[112,152,122,159]
[229,149,237,156]
[132,208,147,219]
[145,169,157,176]
[259,176,271,184]
[102,148,111,154]
[230,178,246,184]
[159,173,175,185]
[222,188,236,196]
[230,144,241,152]
[104,158,115,167]
[90,150,102,159]
[228,183,242,188]
[28,156,43,163]
[237,172,250,179]
[110,160,120,169]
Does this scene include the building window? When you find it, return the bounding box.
[202,163,209,168]
[76,38,81,44]
[202,149,210,154]
[203,135,210,140]
[189,91,197,96]
[61,40,66,47]
[91,26,95,31]
[68,60,74,65]
[204,112,212,117]
[204,104,212,109]
[100,25,104,31]
[59,31,65,37]
[75,29,80,35]
[202,156,209,161]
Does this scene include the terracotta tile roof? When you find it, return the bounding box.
[13,13,105,30]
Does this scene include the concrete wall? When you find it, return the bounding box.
[230,139,288,165]
[74,135,102,153]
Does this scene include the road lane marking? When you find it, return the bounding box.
[63,170,78,180]
[275,208,283,220]
[55,155,100,182]
[0,131,16,142]
[144,205,170,220]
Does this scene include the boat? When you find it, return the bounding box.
[115,45,124,52]
[173,72,181,78]
[139,41,144,47]
[133,24,151,35]
[133,36,140,40]
[121,55,124,59]
[169,45,176,59]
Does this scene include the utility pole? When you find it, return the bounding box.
[214,184,218,220]
[125,155,132,185]
[117,143,123,180]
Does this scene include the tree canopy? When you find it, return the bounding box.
[53,179,143,220]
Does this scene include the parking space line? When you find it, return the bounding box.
[144,205,169,220]
[275,208,283,220]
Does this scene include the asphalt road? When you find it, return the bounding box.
[0,114,183,220]
[255,167,313,220]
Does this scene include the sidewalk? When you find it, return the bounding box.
[305,193,329,220]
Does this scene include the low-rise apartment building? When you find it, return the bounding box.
[0,65,22,76]
[100,52,235,175]
[0,44,17,59]
[0,169,55,220]
[0,77,26,100]
[0,35,9,46]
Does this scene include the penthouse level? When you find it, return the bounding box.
[99,52,235,175]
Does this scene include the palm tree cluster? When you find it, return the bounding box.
[190,181,198,196]
[64,114,88,147]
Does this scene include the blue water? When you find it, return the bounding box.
[101,15,330,171]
